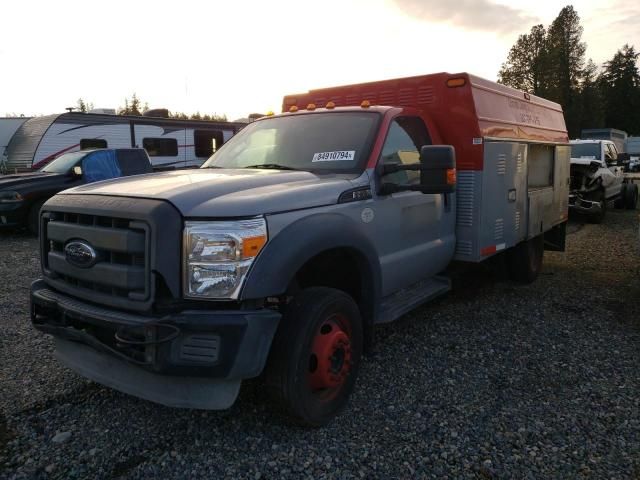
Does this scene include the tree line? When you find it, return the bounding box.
[498,5,640,138]
[76,94,228,122]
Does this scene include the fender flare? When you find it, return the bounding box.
[241,212,382,323]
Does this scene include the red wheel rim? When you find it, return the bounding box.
[308,313,352,399]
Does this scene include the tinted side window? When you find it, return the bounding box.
[117,150,152,175]
[80,138,108,150]
[380,117,431,185]
[195,130,225,158]
[143,138,178,157]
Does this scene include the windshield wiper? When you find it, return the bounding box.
[244,164,299,171]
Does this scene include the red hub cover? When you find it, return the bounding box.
[308,316,352,393]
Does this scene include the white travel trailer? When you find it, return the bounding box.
[4,112,246,171]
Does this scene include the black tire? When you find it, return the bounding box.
[589,190,606,224]
[264,287,363,427]
[27,199,46,236]
[507,234,544,284]
[624,183,638,210]
[615,184,627,209]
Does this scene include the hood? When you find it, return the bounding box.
[0,172,63,191]
[62,168,357,217]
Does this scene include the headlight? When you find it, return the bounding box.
[0,191,23,203]
[183,219,267,299]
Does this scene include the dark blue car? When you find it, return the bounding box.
[0,148,152,233]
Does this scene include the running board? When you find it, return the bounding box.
[377,275,451,324]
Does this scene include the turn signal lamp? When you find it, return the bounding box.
[266,110,274,116]
[447,168,457,185]
[326,101,336,109]
[307,103,316,111]
[289,105,299,113]
[360,100,371,108]
[446,78,466,88]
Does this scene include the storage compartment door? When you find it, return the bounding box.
[480,142,528,254]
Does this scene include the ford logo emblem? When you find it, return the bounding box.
[64,240,98,268]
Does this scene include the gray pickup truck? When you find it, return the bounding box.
[30,73,570,426]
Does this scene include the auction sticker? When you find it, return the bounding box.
[312,150,355,162]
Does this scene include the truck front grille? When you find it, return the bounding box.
[42,211,150,305]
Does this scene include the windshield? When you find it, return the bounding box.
[40,151,87,173]
[202,112,380,172]
[571,143,601,160]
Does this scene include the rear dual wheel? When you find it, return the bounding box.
[264,287,363,427]
[507,234,544,284]
[624,183,638,210]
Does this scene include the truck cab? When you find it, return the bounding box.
[30,73,570,426]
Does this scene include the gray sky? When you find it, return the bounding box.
[1,0,638,120]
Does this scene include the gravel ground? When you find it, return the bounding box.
[1,210,640,479]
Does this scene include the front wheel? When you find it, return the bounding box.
[507,234,544,284]
[264,287,363,427]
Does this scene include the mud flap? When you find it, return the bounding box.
[544,221,566,252]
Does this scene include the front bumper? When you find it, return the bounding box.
[0,200,27,227]
[30,280,281,409]
[568,194,603,215]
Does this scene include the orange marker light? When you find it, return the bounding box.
[289,105,299,112]
[446,78,466,88]
[326,101,335,109]
[307,103,316,111]
[361,100,371,108]
[242,235,267,259]
[266,111,274,116]
[446,168,457,185]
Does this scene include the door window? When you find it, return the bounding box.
[604,144,616,165]
[195,130,225,158]
[380,117,431,185]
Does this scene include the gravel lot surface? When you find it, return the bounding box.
[1,210,640,479]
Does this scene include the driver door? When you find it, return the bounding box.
[371,116,455,296]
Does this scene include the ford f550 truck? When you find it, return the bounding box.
[31,73,569,426]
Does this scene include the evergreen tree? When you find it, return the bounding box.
[600,44,640,134]
[545,6,586,137]
[579,59,605,132]
[498,24,549,96]
[118,94,143,115]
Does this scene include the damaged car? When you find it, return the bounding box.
[569,140,637,223]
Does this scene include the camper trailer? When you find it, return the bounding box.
[4,112,245,172]
[1,117,31,171]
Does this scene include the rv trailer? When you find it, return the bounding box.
[1,117,31,171]
[4,112,246,172]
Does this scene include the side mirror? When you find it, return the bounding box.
[379,145,456,195]
[71,166,83,177]
[418,145,456,193]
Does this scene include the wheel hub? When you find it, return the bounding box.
[309,318,352,391]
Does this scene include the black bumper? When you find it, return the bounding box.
[30,280,281,380]
[0,201,28,227]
